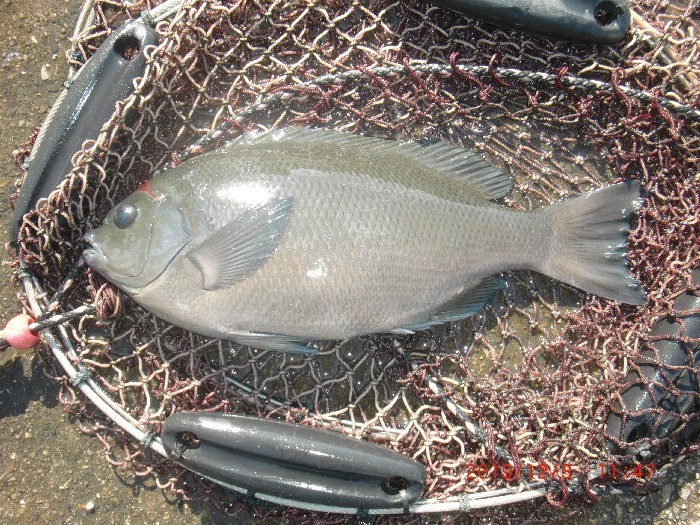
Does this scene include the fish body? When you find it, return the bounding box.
[84,128,645,352]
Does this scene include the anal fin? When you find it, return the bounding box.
[230,331,317,354]
[401,276,504,331]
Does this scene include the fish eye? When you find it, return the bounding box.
[113,203,139,229]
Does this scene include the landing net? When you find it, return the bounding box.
[9,0,700,522]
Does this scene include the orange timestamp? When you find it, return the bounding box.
[465,462,655,482]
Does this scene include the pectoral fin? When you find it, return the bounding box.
[189,197,294,291]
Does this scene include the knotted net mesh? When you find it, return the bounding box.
[8,0,700,521]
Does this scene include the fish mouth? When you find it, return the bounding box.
[81,228,144,295]
[82,230,106,267]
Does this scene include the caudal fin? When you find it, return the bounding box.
[541,181,646,305]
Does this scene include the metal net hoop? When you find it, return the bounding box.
[9,0,700,520]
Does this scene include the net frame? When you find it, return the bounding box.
[7,0,700,520]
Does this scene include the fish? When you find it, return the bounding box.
[83,127,646,353]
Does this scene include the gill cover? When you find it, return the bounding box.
[83,191,189,293]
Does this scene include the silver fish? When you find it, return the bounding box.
[83,128,646,353]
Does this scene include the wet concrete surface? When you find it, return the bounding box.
[0,0,698,523]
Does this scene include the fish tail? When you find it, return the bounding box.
[540,180,646,305]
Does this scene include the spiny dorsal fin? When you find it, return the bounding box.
[226,127,512,200]
[188,197,294,290]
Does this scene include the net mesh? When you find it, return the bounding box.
[8,0,700,521]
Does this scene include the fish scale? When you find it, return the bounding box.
[148,168,506,334]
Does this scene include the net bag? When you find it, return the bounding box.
[8,0,700,521]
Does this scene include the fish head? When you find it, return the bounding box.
[83,191,190,294]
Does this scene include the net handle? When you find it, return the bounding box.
[70,0,185,78]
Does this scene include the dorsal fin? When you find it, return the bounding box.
[409,140,512,199]
[225,127,512,200]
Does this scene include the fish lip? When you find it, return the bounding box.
[82,230,104,263]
